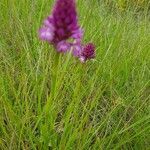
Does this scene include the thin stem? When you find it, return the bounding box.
[45,52,60,116]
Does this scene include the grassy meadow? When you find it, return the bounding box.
[0,0,150,149]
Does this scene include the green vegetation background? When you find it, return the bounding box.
[0,0,150,149]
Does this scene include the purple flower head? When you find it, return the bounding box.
[39,0,83,52]
[39,0,96,62]
[80,43,95,62]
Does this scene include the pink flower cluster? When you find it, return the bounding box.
[39,0,95,62]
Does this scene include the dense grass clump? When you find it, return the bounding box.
[0,0,150,149]
[99,0,150,12]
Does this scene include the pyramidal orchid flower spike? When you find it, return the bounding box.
[80,43,95,62]
[39,0,95,62]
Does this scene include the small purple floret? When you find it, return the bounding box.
[72,44,82,57]
[72,28,84,40]
[39,27,54,41]
[56,41,71,53]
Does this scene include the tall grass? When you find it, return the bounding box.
[0,0,150,149]
[100,0,150,11]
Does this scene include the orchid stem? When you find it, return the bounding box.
[45,52,60,116]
